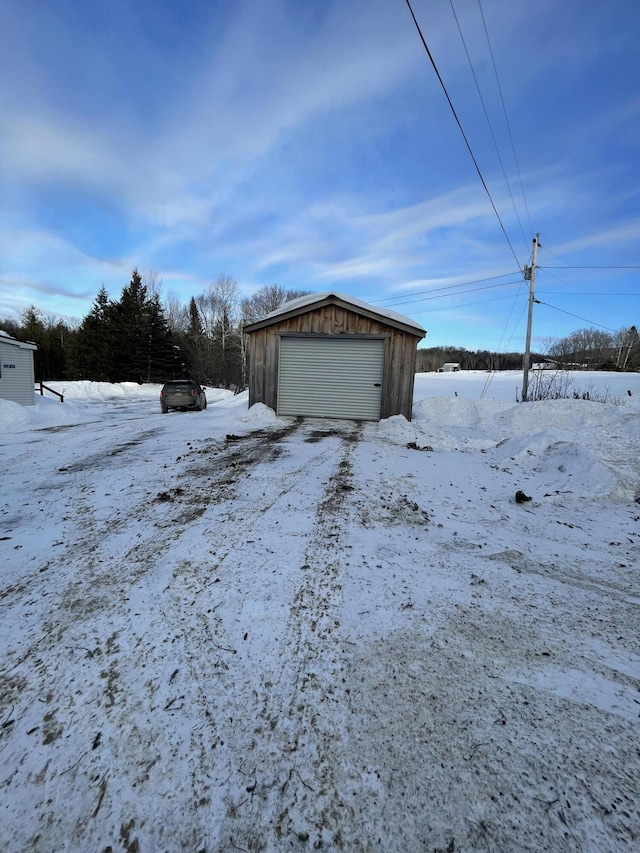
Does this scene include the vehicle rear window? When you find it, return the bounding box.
[164,382,193,392]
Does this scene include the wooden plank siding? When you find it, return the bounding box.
[247,303,422,420]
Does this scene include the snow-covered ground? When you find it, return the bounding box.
[1,371,639,852]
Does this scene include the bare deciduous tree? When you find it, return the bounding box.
[240,284,311,325]
[142,269,163,301]
[195,274,241,387]
[163,289,189,333]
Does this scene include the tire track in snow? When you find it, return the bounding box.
[137,422,367,849]
[218,423,363,852]
[2,419,346,851]
[1,418,371,853]
[1,420,305,673]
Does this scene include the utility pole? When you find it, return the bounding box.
[521,233,540,402]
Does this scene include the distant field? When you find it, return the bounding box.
[413,369,640,403]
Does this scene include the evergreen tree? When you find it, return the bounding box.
[110,269,149,381]
[41,317,72,380]
[188,296,204,337]
[176,297,207,380]
[68,286,113,380]
[20,306,47,379]
[144,292,180,381]
[80,270,182,383]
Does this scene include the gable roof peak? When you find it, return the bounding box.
[248,291,425,337]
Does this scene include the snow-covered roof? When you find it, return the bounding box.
[0,330,37,350]
[245,292,426,337]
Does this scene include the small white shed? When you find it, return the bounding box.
[0,331,37,406]
[442,362,460,373]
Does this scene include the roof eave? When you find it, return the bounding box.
[244,293,426,339]
[0,337,38,351]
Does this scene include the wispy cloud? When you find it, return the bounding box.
[0,0,638,346]
[552,220,640,256]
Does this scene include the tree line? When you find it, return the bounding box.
[544,326,639,371]
[416,347,530,372]
[417,325,639,373]
[0,271,308,386]
[1,271,637,383]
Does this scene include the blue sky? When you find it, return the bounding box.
[1,0,639,350]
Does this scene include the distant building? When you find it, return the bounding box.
[0,331,37,406]
[441,363,460,373]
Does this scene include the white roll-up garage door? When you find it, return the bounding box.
[277,336,385,420]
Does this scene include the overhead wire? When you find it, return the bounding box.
[496,232,537,352]
[480,237,535,397]
[449,0,529,253]
[370,270,521,305]
[403,0,523,270]
[540,266,640,270]
[403,0,546,386]
[404,0,535,401]
[378,278,524,309]
[398,0,632,375]
[535,301,619,333]
[476,0,534,238]
[539,241,640,271]
[479,287,525,398]
[480,297,527,399]
[532,255,634,304]
[529,250,617,314]
[413,293,524,313]
[472,0,536,395]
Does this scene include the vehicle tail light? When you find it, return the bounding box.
[192,389,198,396]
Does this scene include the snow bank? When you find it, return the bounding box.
[238,401,285,426]
[2,372,638,501]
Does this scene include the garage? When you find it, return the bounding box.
[244,292,426,421]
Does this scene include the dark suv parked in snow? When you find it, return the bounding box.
[160,380,207,413]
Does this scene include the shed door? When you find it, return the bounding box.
[277,337,384,420]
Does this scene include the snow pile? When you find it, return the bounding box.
[0,394,97,430]
[52,380,161,401]
[237,400,283,426]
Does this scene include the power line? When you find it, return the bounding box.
[538,244,618,288]
[537,263,590,292]
[536,300,619,333]
[403,0,523,270]
[503,300,528,351]
[411,292,524,313]
[480,296,527,399]
[378,278,523,308]
[449,0,529,252]
[539,244,640,273]
[494,238,537,354]
[369,270,520,304]
[498,285,526,353]
[476,0,534,238]
[540,266,640,270]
